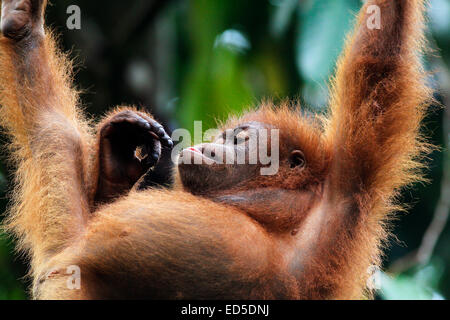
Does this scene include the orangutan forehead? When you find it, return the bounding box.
[220,121,272,132]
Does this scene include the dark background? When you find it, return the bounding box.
[0,0,449,299]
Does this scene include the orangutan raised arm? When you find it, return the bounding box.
[0,0,432,300]
[0,0,171,276]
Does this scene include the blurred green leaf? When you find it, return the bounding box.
[270,0,299,37]
[379,264,445,300]
[429,0,450,38]
[177,0,254,133]
[296,0,359,83]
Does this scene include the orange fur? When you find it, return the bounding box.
[0,0,433,299]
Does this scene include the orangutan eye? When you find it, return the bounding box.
[289,150,306,168]
[215,137,225,144]
[221,129,235,144]
[234,130,249,145]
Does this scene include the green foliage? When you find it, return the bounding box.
[296,0,360,108]
[0,237,27,299]
[379,263,445,300]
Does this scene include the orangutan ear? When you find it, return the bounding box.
[289,150,305,169]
